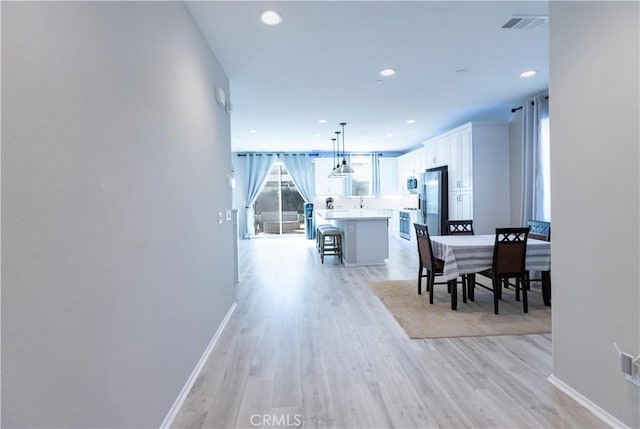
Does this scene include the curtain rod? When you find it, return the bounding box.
[236,152,387,157]
[236,153,319,157]
[510,95,549,113]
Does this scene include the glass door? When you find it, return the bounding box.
[254,162,305,236]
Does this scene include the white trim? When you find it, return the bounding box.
[159,302,237,429]
[547,374,629,429]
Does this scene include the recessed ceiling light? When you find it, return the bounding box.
[385,133,393,138]
[314,134,321,138]
[260,10,283,26]
[380,68,396,77]
[318,119,327,124]
[375,80,384,85]
[453,68,468,75]
[520,70,537,78]
[406,119,416,124]
[249,129,257,134]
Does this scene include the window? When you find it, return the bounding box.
[254,162,304,235]
[348,155,372,196]
[522,95,550,225]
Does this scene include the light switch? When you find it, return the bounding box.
[218,212,223,224]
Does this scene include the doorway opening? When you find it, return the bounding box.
[254,162,305,236]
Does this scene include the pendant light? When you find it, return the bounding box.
[331,131,342,176]
[328,137,338,178]
[333,122,355,176]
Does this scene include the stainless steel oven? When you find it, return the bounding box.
[399,211,411,240]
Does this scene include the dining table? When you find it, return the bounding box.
[429,234,552,310]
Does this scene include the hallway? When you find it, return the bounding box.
[172,236,603,428]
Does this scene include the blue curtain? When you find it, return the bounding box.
[280,153,315,202]
[371,153,381,196]
[343,153,352,196]
[520,94,549,225]
[244,154,276,238]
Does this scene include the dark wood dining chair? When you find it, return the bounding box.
[446,219,475,299]
[478,227,530,314]
[526,220,551,288]
[527,220,551,241]
[446,219,474,235]
[414,223,466,306]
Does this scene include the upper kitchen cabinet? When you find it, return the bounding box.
[424,135,450,169]
[314,157,344,196]
[412,147,425,175]
[397,148,425,194]
[378,157,399,195]
[448,126,473,192]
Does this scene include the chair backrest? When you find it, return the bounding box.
[446,220,474,235]
[492,227,529,277]
[527,220,551,241]
[414,223,436,271]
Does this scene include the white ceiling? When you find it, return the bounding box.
[186,1,549,154]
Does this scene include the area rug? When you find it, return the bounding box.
[368,279,551,339]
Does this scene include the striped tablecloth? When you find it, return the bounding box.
[430,234,551,282]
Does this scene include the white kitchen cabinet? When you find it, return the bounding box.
[397,148,425,194]
[425,136,450,169]
[396,153,412,194]
[423,122,510,234]
[449,127,473,191]
[379,157,399,195]
[314,158,344,196]
[412,147,425,175]
[448,190,473,220]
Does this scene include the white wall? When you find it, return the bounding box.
[549,2,639,426]
[2,2,235,427]
[470,123,511,234]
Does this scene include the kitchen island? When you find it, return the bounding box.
[316,209,391,266]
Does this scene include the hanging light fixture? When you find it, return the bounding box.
[328,136,338,178]
[331,130,343,176]
[333,122,355,176]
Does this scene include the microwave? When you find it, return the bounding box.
[407,177,418,193]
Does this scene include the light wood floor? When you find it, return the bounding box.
[172,235,605,429]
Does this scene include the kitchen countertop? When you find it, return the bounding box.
[316,209,392,220]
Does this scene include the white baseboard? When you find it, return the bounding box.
[159,302,237,429]
[547,374,630,428]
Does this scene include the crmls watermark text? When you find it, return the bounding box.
[250,413,302,427]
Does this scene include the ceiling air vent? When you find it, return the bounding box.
[502,15,548,30]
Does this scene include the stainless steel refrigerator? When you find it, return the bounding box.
[419,166,449,236]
